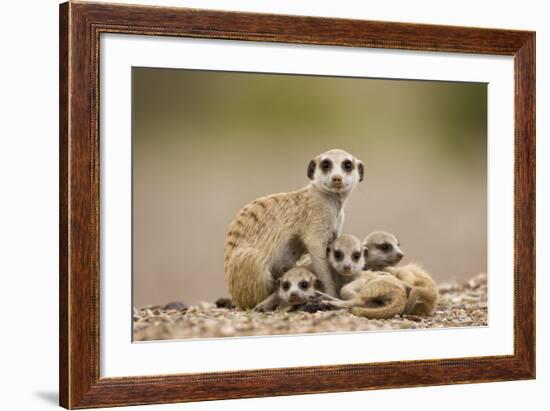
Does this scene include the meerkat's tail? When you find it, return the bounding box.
[350,299,405,319]
[350,282,407,319]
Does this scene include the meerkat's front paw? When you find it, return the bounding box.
[254,304,268,312]
[254,301,275,312]
[319,299,341,309]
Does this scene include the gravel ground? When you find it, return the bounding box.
[133,272,487,341]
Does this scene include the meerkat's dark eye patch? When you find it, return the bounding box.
[378,243,393,252]
[321,159,332,172]
[333,250,343,261]
[342,159,354,172]
[352,251,361,262]
[281,281,291,291]
[299,280,309,290]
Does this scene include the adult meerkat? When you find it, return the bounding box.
[321,234,411,319]
[364,231,439,315]
[224,149,364,309]
[254,267,326,312]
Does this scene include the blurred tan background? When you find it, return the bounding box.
[132,67,487,307]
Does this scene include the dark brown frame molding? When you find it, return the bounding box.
[59,1,535,408]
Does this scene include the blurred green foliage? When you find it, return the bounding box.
[133,68,486,167]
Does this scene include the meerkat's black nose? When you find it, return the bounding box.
[343,265,351,271]
[332,175,342,185]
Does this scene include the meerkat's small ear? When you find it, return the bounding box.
[314,278,326,292]
[274,278,281,289]
[326,246,331,257]
[307,159,316,180]
[357,161,365,182]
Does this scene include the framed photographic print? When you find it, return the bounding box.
[59,1,535,408]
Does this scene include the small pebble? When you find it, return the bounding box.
[164,301,188,311]
[215,298,235,309]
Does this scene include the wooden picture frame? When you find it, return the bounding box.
[59,1,535,408]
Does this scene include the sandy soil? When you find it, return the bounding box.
[133,273,487,341]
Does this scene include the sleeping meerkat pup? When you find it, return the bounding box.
[334,271,411,319]
[320,234,410,318]
[385,264,439,315]
[364,231,439,315]
[224,149,364,309]
[254,267,326,312]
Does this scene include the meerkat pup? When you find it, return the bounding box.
[298,234,366,292]
[363,230,404,270]
[364,231,439,315]
[334,271,411,319]
[385,265,439,315]
[224,149,364,309]
[325,234,368,292]
[321,234,411,319]
[254,267,326,312]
